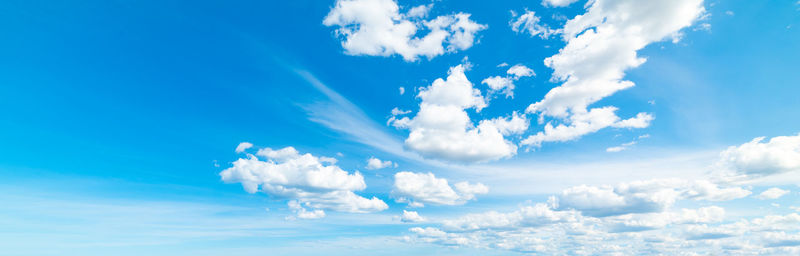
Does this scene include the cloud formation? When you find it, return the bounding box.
[510,10,559,39]
[323,0,486,61]
[522,0,706,147]
[220,145,387,219]
[756,187,790,200]
[390,65,527,162]
[716,133,800,182]
[401,210,426,223]
[481,64,535,98]
[393,171,488,207]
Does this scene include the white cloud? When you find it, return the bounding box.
[323,0,486,61]
[556,179,749,217]
[390,107,410,116]
[510,10,559,39]
[522,107,654,147]
[756,187,790,200]
[287,200,326,220]
[399,86,405,95]
[406,4,431,18]
[390,65,522,162]
[542,0,580,8]
[220,146,388,218]
[365,156,395,170]
[393,171,488,207]
[235,142,253,153]
[716,133,800,181]
[401,210,426,223]
[507,64,535,78]
[441,203,579,231]
[482,64,535,98]
[486,111,529,136]
[523,0,705,147]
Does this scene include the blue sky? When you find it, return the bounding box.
[1,0,800,255]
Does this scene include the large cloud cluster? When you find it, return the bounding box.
[390,65,528,162]
[522,0,706,147]
[323,0,486,61]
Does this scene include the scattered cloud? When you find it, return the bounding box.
[510,10,560,39]
[220,145,388,218]
[399,86,405,95]
[482,64,534,98]
[235,142,253,153]
[323,0,486,61]
[401,210,426,223]
[366,156,396,170]
[756,187,790,200]
[393,171,488,207]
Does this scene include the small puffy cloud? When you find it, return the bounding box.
[510,10,559,39]
[393,171,488,207]
[235,142,253,153]
[399,87,405,95]
[401,210,426,223]
[756,187,790,200]
[220,146,388,218]
[482,64,534,98]
[481,76,514,97]
[390,65,522,162]
[716,133,800,181]
[323,0,486,61]
[365,156,395,170]
[541,0,580,8]
[506,64,535,78]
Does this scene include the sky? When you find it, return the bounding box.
[1,0,800,255]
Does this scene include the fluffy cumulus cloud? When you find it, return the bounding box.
[522,0,705,147]
[390,65,528,162]
[756,187,790,200]
[220,145,387,219]
[393,171,488,207]
[365,156,396,170]
[716,133,800,182]
[481,64,535,98]
[510,10,559,39]
[401,210,426,223]
[323,0,486,61]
